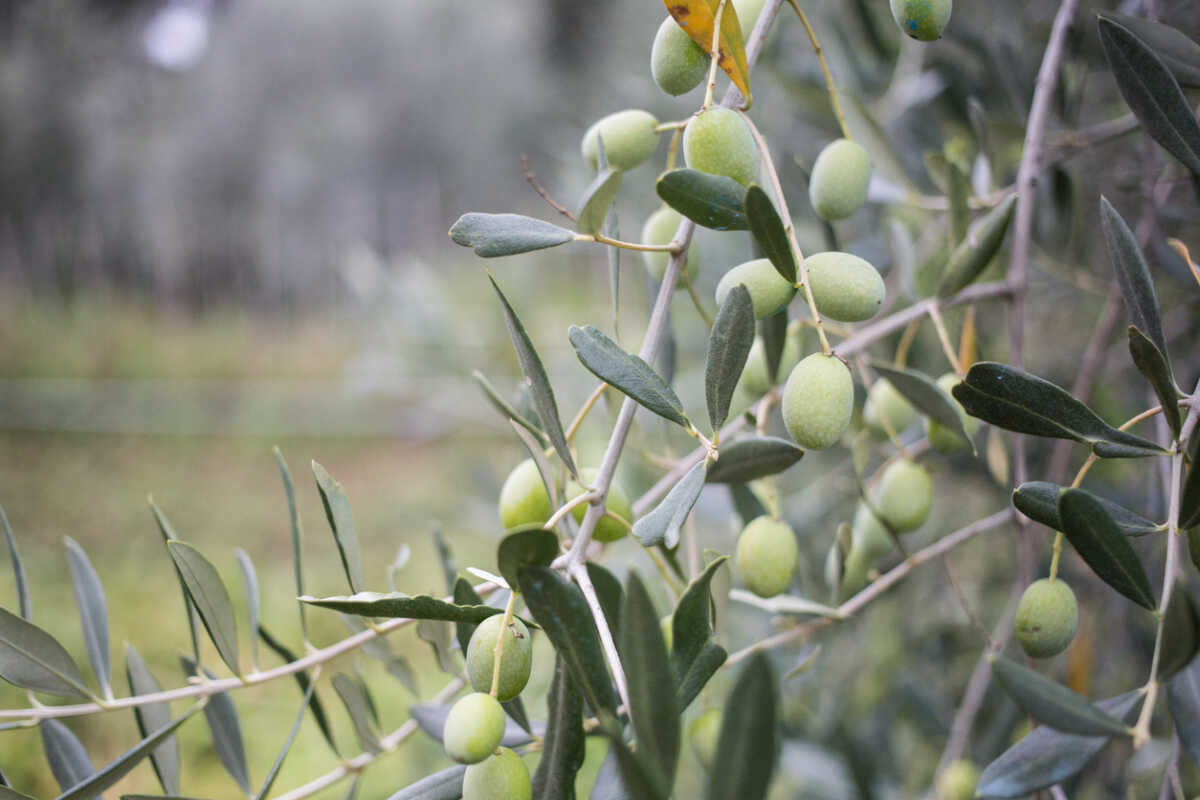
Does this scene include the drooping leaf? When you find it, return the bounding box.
[149,501,200,663]
[937,194,1017,297]
[585,563,625,644]
[656,169,749,231]
[532,658,585,800]
[385,765,466,800]
[449,213,575,258]
[473,370,549,447]
[1099,13,1200,87]
[271,447,308,639]
[490,276,577,477]
[332,673,382,755]
[252,674,316,800]
[705,284,756,432]
[232,549,259,674]
[312,461,366,595]
[759,310,789,386]
[300,591,515,625]
[872,363,973,452]
[621,573,680,795]
[1012,482,1158,536]
[1159,588,1200,680]
[745,186,795,284]
[166,541,240,675]
[1168,651,1200,769]
[991,656,1132,737]
[662,0,752,103]
[952,362,1165,458]
[577,168,623,236]
[706,653,778,800]
[41,721,94,794]
[633,461,707,549]
[498,526,561,593]
[1127,327,1180,440]
[125,644,181,794]
[409,701,535,749]
[569,325,689,428]
[705,437,804,483]
[672,557,729,710]
[0,606,89,698]
[676,641,728,712]
[181,656,250,793]
[975,691,1142,797]
[0,506,30,621]
[258,625,338,755]
[1058,489,1156,609]
[1100,197,1168,355]
[63,537,110,698]
[417,616,459,676]
[517,565,618,717]
[608,736,669,800]
[1099,16,1200,173]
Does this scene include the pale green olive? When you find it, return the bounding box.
[567,468,633,543]
[462,747,532,800]
[808,139,872,221]
[688,708,723,770]
[651,17,710,96]
[890,0,952,41]
[804,251,885,322]
[683,107,759,186]
[781,353,854,451]
[498,459,551,530]
[641,207,700,288]
[871,459,933,532]
[863,379,917,438]
[1015,578,1078,658]
[736,516,798,598]
[715,258,796,319]
[925,372,979,452]
[466,615,533,702]
[581,110,660,171]
[851,502,893,561]
[443,692,506,765]
[937,760,979,800]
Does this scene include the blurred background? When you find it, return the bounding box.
[1,0,1198,797]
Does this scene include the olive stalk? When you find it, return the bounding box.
[489,592,519,698]
[784,0,850,141]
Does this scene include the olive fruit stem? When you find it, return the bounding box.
[784,0,851,141]
[853,356,909,458]
[654,120,690,133]
[581,233,678,254]
[565,382,608,445]
[489,592,519,698]
[926,302,964,377]
[893,318,920,368]
[665,127,683,172]
[701,0,731,111]
[520,155,576,222]
[645,544,686,598]
[685,278,715,329]
[1166,238,1200,289]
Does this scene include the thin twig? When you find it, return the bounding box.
[521,155,575,221]
[570,561,632,714]
[784,0,850,140]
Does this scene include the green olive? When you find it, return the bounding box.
[683,107,759,186]
[871,459,933,532]
[890,0,952,41]
[863,379,917,438]
[1015,578,1078,658]
[581,110,660,171]
[925,373,979,452]
[567,468,633,543]
[443,692,506,765]
[804,251,885,322]
[851,502,893,561]
[688,708,723,770]
[781,353,854,451]
[466,615,533,702]
[808,139,872,221]
[641,207,700,288]
[936,760,979,800]
[498,459,551,531]
[735,516,798,598]
[651,17,710,96]
[462,747,532,800]
[715,258,796,319]
[740,332,803,397]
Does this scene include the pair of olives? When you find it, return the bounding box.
[836,461,934,595]
[498,459,633,543]
[715,251,884,323]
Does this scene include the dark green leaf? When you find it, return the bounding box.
[1059,489,1156,609]
[872,363,974,452]
[569,325,689,427]
[1168,651,1200,769]
[252,676,316,800]
[706,437,804,483]
[0,506,30,621]
[1100,13,1200,87]
[705,284,755,432]
[1184,432,1200,529]
[1100,197,1168,355]
[430,525,457,595]
[1128,326,1180,440]
[745,186,795,284]
[672,557,728,703]
[490,276,577,477]
[952,362,1165,458]
[585,563,624,645]
[408,702,535,748]
[332,674,381,754]
[759,311,788,386]
[1012,482,1159,536]
[63,537,109,698]
[182,656,249,793]
[473,370,548,447]
[609,737,668,800]
[1159,587,1200,680]
[312,461,366,595]
[149,501,200,663]
[621,573,680,795]
[517,565,618,717]
[634,462,706,549]
[166,541,240,675]
[532,658,585,800]
[452,577,485,655]
[258,625,338,755]
[728,484,767,525]
[706,653,778,800]
[384,765,466,800]
[41,721,94,794]
[301,591,512,625]
[233,549,259,673]
[937,194,1017,297]
[976,691,1142,797]
[271,447,307,640]
[449,213,575,257]
[946,158,970,247]
[656,169,749,231]
[676,641,727,712]
[125,644,181,794]
[498,527,560,592]
[577,169,623,236]
[0,606,89,698]
[991,656,1131,736]
[1190,529,1200,572]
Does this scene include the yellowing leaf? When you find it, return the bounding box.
[958,305,978,370]
[663,0,753,105]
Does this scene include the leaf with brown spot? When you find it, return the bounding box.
[663,0,753,104]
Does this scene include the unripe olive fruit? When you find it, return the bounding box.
[925,373,979,452]
[567,468,633,543]
[741,332,802,397]
[498,459,551,531]
[890,0,952,41]
[466,615,533,702]
[1015,578,1078,658]
[683,107,759,187]
[651,17,710,96]
[462,747,532,800]
[871,459,933,532]
[781,353,854,451]
[443,692,506,765]
[937,759,979,800]
[735,516,799,598]
[808,139,872,221]
[851,502,893,561]
[688,708,722,770]
[715,258,796,319]
[804,251,885,322]
[641,207,700,288]
[863,379,917,438]
[581,110,660,172]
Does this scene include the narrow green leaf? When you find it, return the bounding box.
[181,656,249,793]
[676,641,727,712]
[976,691,1142,797]
[0,606,89,698]
[233,549,259,674]
[841,93,914,190]
[706,653,778,800]
[1168,651,1200,769]
[301,592,512,626]
[498,527,561,592]
[1098,13,1200,87]
[252,676,316,800]
[992,656,1131,736]
[258,625,338,755]
[1012,482,1158,537]
[533,657,585,800]
[271,447,307,640]
[517,565,618,717]
[449,213,575,257]
[759,311,789,386]
[671,557,728,695]
[1100,197,1168,356]
[705,437,804,483]
[609,737,668,800]
[149,501,200,664]
[872,363,973,451]
[452,577,485,655]
[167,542,239,675]
[946,158,970,247]
[705,284,755,432]
[1159,587,1200,680]
[490,276,577,477]
[312,461,366,595]
[409,702,534,748]
[1128,326,1180,440]
[1058,489,1156,609]
[417,617,458,676]
[332,674,382,755]
[585,563,624,644]
[1099,17,1200,173]
[952,362,1165,458]
[41,721,94,794]
[745,186,795,284]
[63,537,110,698]
[621,573,680,795]
[577,169,623,236]
[633,461,707,549]
[569,325,689,427]
[937,194,1017,297]
[0,506,30,621]
[384,765,466,800]
[656,169,749,231]
[473,370,548,447]
[125,644,181,794]
[728,484,767,525]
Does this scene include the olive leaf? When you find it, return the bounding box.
[569,325,689,428]
[449,213,575,258]
[312,461,366,595]
[332,674,382,754]
[871,363,973,452]
[705,284,755,432]
[745,186,795,284]
[705,437,804,483]
[1183,432,1200,530]
[1099,13,1200,87]
[0,506,30,621]
[532,657,586,800]
[760,310,789,386]
[706,653,778,800]
[0,605,90,698]
[672,557,730,710]
[577,168,622,236]
[1158,587,1200,680]
[1012,482,1158,536]
[252,675,317,800]
[300,591,518,625]
[1128,326,1180,439]
[1168,651,1200,769]
[182,655,249,794]
[473,370,548,447]
[633,461,707,549]
[271,447,308,639]
[257,625,338,755]
[656,169,749,231]
[728,483,767,525]
[946,157,970,247]
[937,193,1017,297]
[40,721,94,795]
[991,655,1132,737]
[386,765,467,800]
[1058,489,1156,609]
[586,563,625,644]
[149,501,201,663]
[63,537,110,698]
[497,526,560,592]
[125,644,181,794]
[166,541,240,676]
[662,0,752,103]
